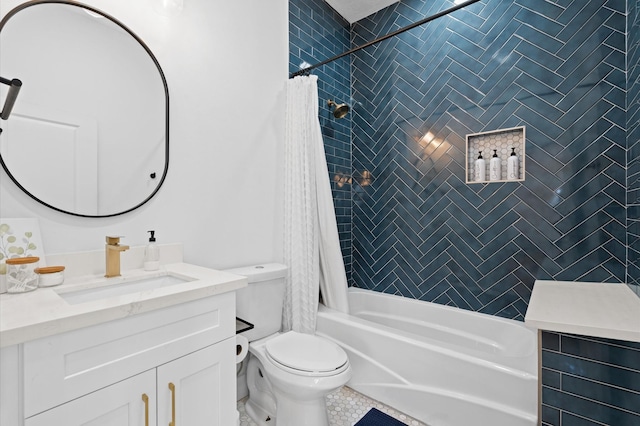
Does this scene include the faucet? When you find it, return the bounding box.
[105,236,129,278]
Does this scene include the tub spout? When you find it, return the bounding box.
[105,236,129,277]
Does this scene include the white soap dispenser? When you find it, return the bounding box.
[507,147,519,180]
[474,151,486,182]
[489,149,501,181]
[144,230,159,271]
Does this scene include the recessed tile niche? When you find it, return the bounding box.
[466,126,525,184]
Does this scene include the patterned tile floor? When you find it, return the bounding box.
[237,386,427,426]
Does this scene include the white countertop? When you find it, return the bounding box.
[525,280,640,343]
[0,263,247,347]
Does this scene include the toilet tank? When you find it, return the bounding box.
[224,263,287,342]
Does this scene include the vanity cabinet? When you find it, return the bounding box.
[25,341,235,426]
[1,292,237,426]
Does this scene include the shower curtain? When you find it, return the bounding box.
[283,75,349,334]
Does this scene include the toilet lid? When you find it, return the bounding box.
[265,332,348,373]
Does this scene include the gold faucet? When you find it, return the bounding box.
[105,236,129,278]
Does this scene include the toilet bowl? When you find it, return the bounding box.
[245,332,351,426]
[225,264,352,426]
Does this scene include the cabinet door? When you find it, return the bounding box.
[1,345,21,426]
[157,338,236,426]
[25,370,156,426]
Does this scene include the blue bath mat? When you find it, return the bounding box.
[355,408,407,426]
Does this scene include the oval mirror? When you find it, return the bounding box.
[0,0,169,217]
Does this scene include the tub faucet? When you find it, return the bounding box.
[105,236,129,278]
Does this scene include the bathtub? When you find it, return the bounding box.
[316,288,537,426]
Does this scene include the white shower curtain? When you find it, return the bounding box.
[283,76,349,334]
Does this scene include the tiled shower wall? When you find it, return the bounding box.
[289,0,353,283]
[628,0,640,296]
[540,331,640,425]
[289,0,639,305]
[350,0,628,320]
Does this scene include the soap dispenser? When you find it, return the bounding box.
[144,230,159,271]
[474,151,486,182]
[489,149,501,181]
[507,147,519,180]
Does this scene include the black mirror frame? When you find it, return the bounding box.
[0,0,169,218]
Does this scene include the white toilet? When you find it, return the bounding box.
[227,264,351,426]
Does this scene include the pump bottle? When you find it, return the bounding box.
[474,151,486,182]
[507,147,519,180]
[489,149,501,181]
[144,230,159,271]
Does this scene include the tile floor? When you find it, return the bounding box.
[237,386,427,426]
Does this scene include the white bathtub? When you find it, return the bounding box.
[316,288,538,426]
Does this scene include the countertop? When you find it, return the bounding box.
[0,263,247,348]
[525,280,640,343]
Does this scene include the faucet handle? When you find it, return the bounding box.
[106,235,125,245]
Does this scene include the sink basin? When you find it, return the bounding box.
[56,274,192,305]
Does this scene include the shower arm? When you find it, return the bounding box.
[0,76,22,120]
[290,0,482,78]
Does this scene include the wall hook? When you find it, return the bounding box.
[0,76,22,120]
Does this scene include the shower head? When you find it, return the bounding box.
[327,99,350,119]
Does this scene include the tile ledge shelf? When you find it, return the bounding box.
[467,179,524,184]
[525,280,640,343]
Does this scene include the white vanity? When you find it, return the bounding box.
[0,244,247,426]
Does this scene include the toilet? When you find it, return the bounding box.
[227,264,351,426]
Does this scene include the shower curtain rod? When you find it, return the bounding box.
[290,0,482,78]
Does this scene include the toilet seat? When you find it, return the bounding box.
[265,332,349,376]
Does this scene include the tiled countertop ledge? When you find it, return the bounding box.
[525,280,640,343]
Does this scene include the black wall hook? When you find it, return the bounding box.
[0,76,22,120]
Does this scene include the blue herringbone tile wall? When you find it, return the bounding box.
[289,0,353,282]
[350,0,628,319]
[628,0,640,296]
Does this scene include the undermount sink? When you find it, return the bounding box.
[56,274,192,305]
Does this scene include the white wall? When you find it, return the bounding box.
[0,0,288,269]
